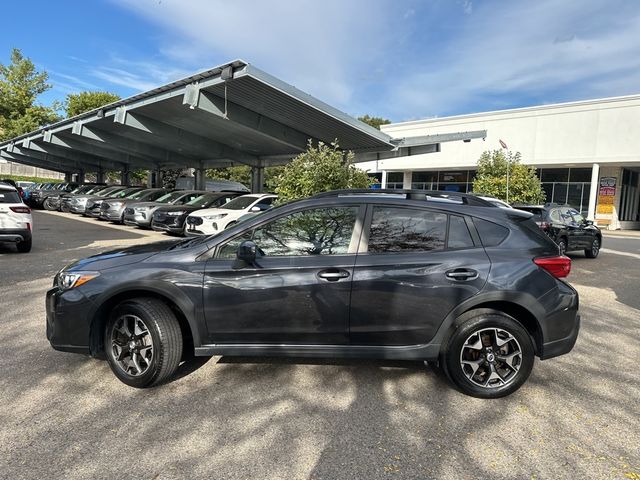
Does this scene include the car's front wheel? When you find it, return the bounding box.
[105,298,183,388]
[442,310,535,398]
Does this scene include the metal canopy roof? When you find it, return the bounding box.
[0,59,487,177]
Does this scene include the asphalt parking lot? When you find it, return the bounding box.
[1,211,638,480]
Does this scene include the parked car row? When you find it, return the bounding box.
[26,181,279,236]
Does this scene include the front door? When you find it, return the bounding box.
[349,206,491,345]
[202,205,362,344]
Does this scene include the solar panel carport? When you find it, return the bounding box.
[0,60,486,192]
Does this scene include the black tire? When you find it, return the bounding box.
[557,237,568,256]
[105,298,183,388]
[43,198,58,211]
[16,238,32,253]
[441,310,535,399]
[585,237,600,258]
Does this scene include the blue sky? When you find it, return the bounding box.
[2,0,640,123]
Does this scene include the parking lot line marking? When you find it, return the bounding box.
[36,210,161,237]
[600,248,640,260]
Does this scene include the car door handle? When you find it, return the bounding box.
[317,269,350,281]
[445,269,478,281]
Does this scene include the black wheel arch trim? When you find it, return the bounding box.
[87,281,202,357]
[430,291,546,356]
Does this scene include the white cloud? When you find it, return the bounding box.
[110,0,395,109]
[102,0,640,122]
[386,0,640,118]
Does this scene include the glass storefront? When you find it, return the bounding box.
[381,167,592,213]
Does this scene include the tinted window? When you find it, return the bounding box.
[368,207,446,253]
[0,190,21,203]
[473,218,509,246]
[448,215,474,249]
[219,207,358,258]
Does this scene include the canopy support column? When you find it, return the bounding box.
[195,167,206,190]
[251,165,265,193]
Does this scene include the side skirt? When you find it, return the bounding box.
[194,343,441,360]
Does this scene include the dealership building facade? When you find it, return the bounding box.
[359,94,640,230]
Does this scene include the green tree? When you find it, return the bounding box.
[358,114,391,130]
[275,140,373,202]
[0,48,60,140]
[472,150,545,204]
[64,91,121,117]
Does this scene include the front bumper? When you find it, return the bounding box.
[123,212,151,227]
[100,208,124,221]
[46,286,93,354]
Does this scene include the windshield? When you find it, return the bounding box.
[72,185,93,194]
[108,188,138,198]
[220,196,262,211]
[186,193,219,208]
[0,190,21,203]
[155,191,185,204]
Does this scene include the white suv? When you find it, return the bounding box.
[0,183,33,252]
[185,193,277,236]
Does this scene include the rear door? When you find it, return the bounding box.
[349,205,491,345]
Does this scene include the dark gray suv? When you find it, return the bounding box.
[46,190,579,398]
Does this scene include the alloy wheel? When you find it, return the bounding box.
[592,239,599,256]
[110,314,154,376]
[459,327,523,388]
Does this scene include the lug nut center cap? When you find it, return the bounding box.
[486,353,495,362]
[129,341,136,350]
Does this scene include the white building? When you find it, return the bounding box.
[359,94,640,230]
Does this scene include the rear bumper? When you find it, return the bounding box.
[540,313,580,359]
[0,229,32,243]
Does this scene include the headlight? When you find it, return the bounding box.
[58,271,100,290]
[203,213,227,220]
[75,198,88,204]
[109,201,123,207]
[166,211,185,216]
[134,207,147,212]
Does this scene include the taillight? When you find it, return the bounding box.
[10,206,31,214]
[539,221,551,231]
[534,256,571,278]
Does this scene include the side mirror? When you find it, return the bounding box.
[233,240,262,269]
[249,205,262,212]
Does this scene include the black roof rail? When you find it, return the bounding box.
[311,189,496,207]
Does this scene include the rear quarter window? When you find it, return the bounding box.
[473,218,509,246]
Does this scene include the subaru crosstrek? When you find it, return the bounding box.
[46,190,580,398]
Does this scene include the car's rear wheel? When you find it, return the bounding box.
[585,237,600,258]
[442,310,535,398]
[16,238,32,253]
[105,298,183,388]
[557,237,568,256]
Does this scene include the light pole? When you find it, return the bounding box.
[499,139,509,203]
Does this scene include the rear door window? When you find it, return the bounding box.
[367,206,446,253]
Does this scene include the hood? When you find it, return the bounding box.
[128,201,164,209]
[188,207,228,217]
[66,240,181,272]
[156,204,199,213]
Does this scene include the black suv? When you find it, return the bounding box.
[46,190,580,398]
[516,204,602,258]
